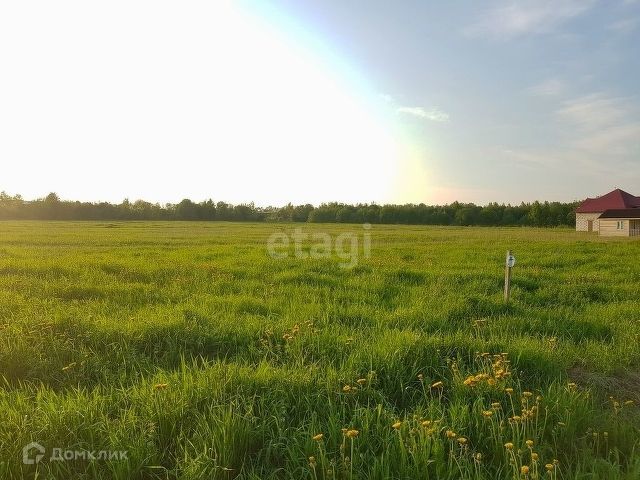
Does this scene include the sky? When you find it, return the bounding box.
[0,0,639,206]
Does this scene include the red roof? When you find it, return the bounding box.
[599,209,640,219]
[576,189,640,213]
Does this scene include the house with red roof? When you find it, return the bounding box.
[576,189,640,236]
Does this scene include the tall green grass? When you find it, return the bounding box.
[0,221,638,479]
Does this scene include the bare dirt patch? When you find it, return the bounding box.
[570,366,640,406]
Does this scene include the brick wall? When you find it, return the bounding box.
[575,213,600,231]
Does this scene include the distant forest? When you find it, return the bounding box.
[0,192,579,227]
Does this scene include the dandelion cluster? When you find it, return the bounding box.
[458,353,512,389]
[282,321,313,341]
[304,353,619,479]
[259,321,316,347]
[341,372,374,395]
[609,396,635,414]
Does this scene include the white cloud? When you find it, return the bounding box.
[498,91,640,179]
[528,78,564,96]
[556,92,631,131]
[557,93,640,155]
[574,122,640,155]
[396,106,450,122]
[608,17,640,34]
[559,93,640,161]
[381,94,450,123]
[465,0,596,39]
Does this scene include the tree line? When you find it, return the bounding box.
[0,192,578,227]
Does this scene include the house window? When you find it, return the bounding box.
[617,221,625,230]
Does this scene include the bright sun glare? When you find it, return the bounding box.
[0,1,427,205]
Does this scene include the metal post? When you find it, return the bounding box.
[504,250,513,302]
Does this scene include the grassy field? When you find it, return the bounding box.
[1,221,639,479]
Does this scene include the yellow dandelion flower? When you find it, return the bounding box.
[312,433,324,441]
[446,430,456,439]
[356,378,367,385]
[526,439,534,448]
[504,442,514,450]
[431,381,444,389]
[491,402,501,409]
[392,421,402,430]
[505,387,514,395]
[345,429,359,438]
[343,385,351,392]
[482,410,494,417]
[417,374,424,381]
[523,391,533,398]
[531,452,539,461]
[545,464,554,471]
[421,420,432,427]
[457,437,467,445]
[624,400,634,406]
[521,465,530,475]
[153,383,169,390]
